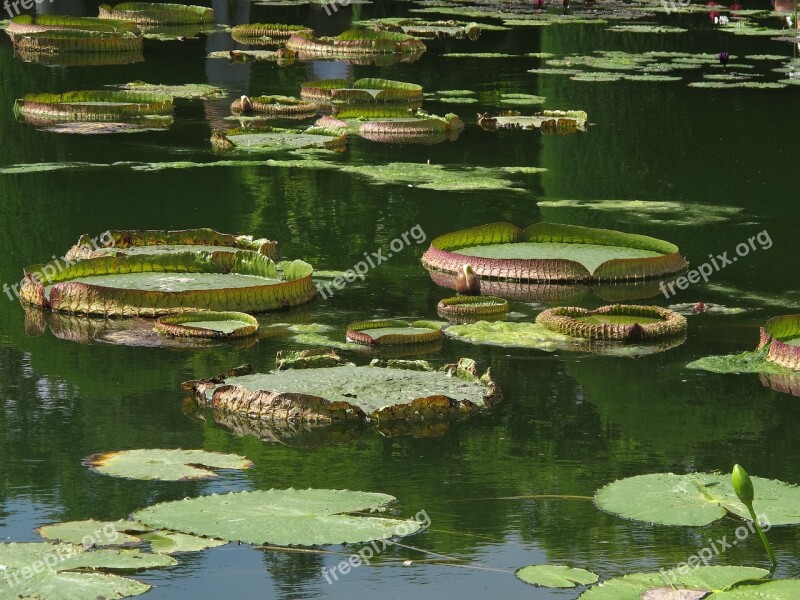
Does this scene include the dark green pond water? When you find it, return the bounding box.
[1,1,800,598]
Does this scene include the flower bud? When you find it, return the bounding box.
[732,464,755,507]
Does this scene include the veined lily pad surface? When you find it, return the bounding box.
[516,564,599,588]
[301,78,424,104]
[184,352,498,424]
[346,319,444,346]
[286,29,426,57]
[14,91,171,124]
[211,127,347,153]
[422,222,687,283]
[85,448,254,480]
[132,488,423,546]
[230,23,312,44]
[114,81,225,99]
[20,251,315,317]
[594,472,800,526]
[10,29,143,54]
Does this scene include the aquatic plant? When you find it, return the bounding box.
[85,448,253,480]
[154,311,259,339]
[536,305,687,341]
[422,222,688,283]
[516,564,599,588]
[230,22,312,44]
[437,295,509,318]
[481,110,588,133]
[455,264,481,295]
[758,314,800,370]
[183,351,499,426]
[230,95,317,117]
[732,464,777,568]
[6,14,141,35]
[19,251,316,317]
[300,77,424,104]
[14,91,172,126]
[353,17,485,39]
[345,319,444,346]
[286,29,426,57]
[210,126,348,152]
[98,2,215,25]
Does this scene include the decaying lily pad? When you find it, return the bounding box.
[0,542,175,598]
[65,228,278,261]
[114,81,225,99]
[668,302,746,315]
[422,222,687,284]
[209,49,296,63]
[231,23,312,44]
[286,29,426,58]
[481,110,588,133]
[301,78,423,104]
[516,564,599,588]
[353,17,486,39]
[437,295,508,318]
[340,162,527,192]
[346,319,444,346]
[577,566,768,600]
[537,199,743,227]
[536,305,687,341]
[607,24,688,33]
[84,448,254,481]
[640,589,710,599]
[98,2,215,25]
[594,471,800,526]
[211,126,347,153]
[20,251,316,317]
[155,311,258,338]
[133,488,423,546]
[183,351,499,426]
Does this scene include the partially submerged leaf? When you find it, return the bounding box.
[133,488,422,546]
[346,319,443,346]
[37,520,148,546]
[641,588,710,600]
[139,531,226,554]
[516,564,599,588]
[114,81,225,99]
[84,448,254,481]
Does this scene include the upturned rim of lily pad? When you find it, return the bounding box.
[437,295,509,316]
[230,94,318,117]
[345,319,444,346]
[422,222,687,283]
[758,314,800,370]
[10,28,143,53]
[536,304,687,341]
[286,29,426,57]
[230,22,313,43]
[20,251,316,317]
[98,2,215,25]
[300,78,424,104]
[7,14,141,35]
[154,311,259,339]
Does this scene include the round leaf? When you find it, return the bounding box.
[516,564,599,588]
[85,449,253,481]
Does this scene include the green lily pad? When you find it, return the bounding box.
[340,162,524,192]
[346,319,443,346]
[707,579,800,598]
[84,449,254,481]
[133,488,422,546]
[607,24,688,33]
[516,564,599,588]
[445,320,576,352]
[154,311,258,339]
[687,348,792,375]
[594,472,800,526]
[578,566,768,600]
[0,542,175,599]
[36,520,149,546]
[114,81,225,99]
[500,93,546,106]
[211,127,347,152]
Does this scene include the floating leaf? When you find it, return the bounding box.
[133,488,422,546]
[516,564,599,588]
[594,472,800,526]
[641,589,711,600]
[114,81,225,99]
[154,311,258,339]
[346,319,443,346]
[139,531,226,554]
[84,449,253,481]
[36,520,149,546]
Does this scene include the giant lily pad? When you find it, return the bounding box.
[578,566,768,600]
[482,110,588,133]
[184,352,498,425]
[231,95,317,117]
[0,542,174,599]
[155,311,258,339]
[516,564,599,588]
[758,314,800,370]
[318,108,462,143]
[536,305,687,341]
[346,319,443,346]
[114,81,225,99]
[594,472,800,526]
[211,126,347,153]
[84,449,254,481]
[230,23,312,44]
[64,228,278,261]
[422,222,687,283]
[98,2,214,25]
[300,78,424,104]
[133,488,422,546]
[37,520,150,546]
[13,91,172,127]
[20,251,316,317]
[437,295,509,318]
[6,14,141,35]
[286,29,426,58]
[353,17,486,39]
